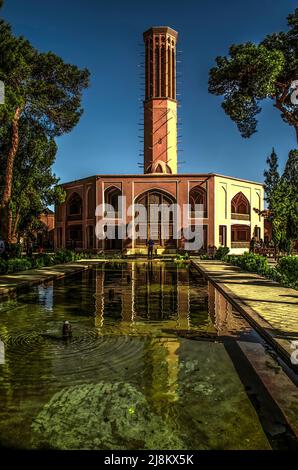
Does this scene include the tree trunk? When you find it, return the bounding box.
[7,207,13,244]
[0,106,22,242]
[12,208,20,241]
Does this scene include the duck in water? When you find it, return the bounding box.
[62,321,72,338]
[41,321,73,342]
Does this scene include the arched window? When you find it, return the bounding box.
[231,192,250,220]
[67,193,82,220]
[104,186,122,218]
[147,160,172,174]
[135,190,176,246]
[189,186,207,218]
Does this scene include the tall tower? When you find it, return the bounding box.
[143,27,178,174]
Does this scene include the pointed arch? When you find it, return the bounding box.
[67,192,83,220]
[104,186,122,217]
[134,189,177,247]
[231,192,250,220]
[189,186,207,218]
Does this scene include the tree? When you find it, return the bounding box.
[269,179,298,253]
[264,148,280,205]
[208,8,298,141]
[0,8,89,242]
[283,148,298,186]
[0,119,65,243]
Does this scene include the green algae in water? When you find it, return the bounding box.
[31,382,186,450]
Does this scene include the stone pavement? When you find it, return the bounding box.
[191,259,298,369]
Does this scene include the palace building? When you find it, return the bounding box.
[55,26,264,255]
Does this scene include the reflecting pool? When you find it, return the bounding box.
[0,261,297,449]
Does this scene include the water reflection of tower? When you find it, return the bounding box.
[177,267,190,330]
[142,337,180,408]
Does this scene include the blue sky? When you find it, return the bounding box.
[2,0,297,183]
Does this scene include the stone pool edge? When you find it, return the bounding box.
[190,259,297,372]
[0,259,107,299]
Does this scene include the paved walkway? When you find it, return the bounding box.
[191,259,298,369]
[0,260,96,297]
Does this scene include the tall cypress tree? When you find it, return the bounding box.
[283,149,298,186]
[264,148,280,207]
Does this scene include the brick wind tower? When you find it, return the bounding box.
[143,27,178,174]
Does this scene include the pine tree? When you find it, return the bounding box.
[0,6,89,242]
[264,148,280,206]
[208,8,298,142]
[283,149,298,186]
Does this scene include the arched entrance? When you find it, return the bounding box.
[66,193,83,249]
[104,186,122,250]
[135,189,177,248]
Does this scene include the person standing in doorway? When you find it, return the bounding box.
[147,239,154,259]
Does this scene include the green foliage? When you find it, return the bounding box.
[226,253,298,290]
[0,18,90,137]
[208,9,298,140]
[226,252,269,274]
[276,256,298,288]
[6,258,32,273]
[176,252,190,260]
[0,12,89,241]
[0,249,95,274]
[31,382,185,450]
[0,119,66,240]
[269,178,298,252]
[214,246,230,260]
[264,148,280,205]
[283,149,298,186]
[5,243,22,258]
[262,147,298,254]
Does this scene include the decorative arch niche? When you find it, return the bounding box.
[231,192,250,220]
[104,186,122,217]
[67,192,83,220]
[189,186,207,218]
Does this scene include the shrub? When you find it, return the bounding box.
[276,256,298,287]
[0,259,7,274]
[214,246,230,260]
[0,249,88,275]
[225,252,298,290]
[6,258,32,273]
[226,252,268,274]
[175,253,189,261]
[6,243,23,258]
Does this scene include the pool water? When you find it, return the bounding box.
[0,261,297,450]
